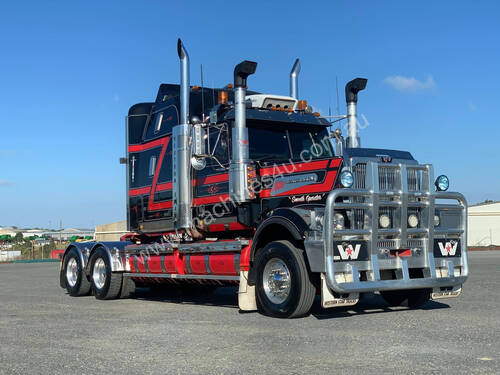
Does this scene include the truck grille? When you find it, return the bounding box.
[353,162,426,193]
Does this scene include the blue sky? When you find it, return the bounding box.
[1,1,499,228]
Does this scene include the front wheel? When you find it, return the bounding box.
[255,240,316,318]
[90,248,123,300]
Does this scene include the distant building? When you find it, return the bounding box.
[0,227,18,237]
[468,201,500,246]
[44,228,95,241]
[0,250,21,261]
[21,229,46,238]
[95,220,127,241]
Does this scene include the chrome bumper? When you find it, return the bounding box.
[321,162,469,294]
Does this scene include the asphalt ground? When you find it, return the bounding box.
[0,252,498,375]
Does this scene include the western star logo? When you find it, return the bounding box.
[438,240,458,256]
[335,244,361,260]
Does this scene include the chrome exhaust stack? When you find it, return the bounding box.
[172,38,193,230]
[229,60,257,203]
[345,78,367,148]
[289,58,300,99]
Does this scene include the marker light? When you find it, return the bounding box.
[340,170,354,188]
[435,175,449,191]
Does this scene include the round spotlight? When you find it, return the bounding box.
[379,214,391,229]
[334,213,345,230]
[435,175,449,191]
[434,214,440,227]
[340,170,354,188]
[408,214,419,228]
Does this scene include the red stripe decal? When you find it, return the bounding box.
[129,186,151,196]
[329,158,342,168]
[259,160,329,176]
[260,170,338,198]
[194,173,228,186]
[156,182,172,191]
[193,194,230,206]
[129,137,167,152]
[148,137,171,211]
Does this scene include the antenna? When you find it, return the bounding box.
[200,64,205,120]
[335,76,340,117]
[211,80,215,109]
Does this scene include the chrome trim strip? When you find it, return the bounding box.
[160,255,167,273]
[204,254,211,275]
[234,254,240,273]
[185,255,192,274]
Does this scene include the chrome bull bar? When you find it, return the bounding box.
[323,161,469,294]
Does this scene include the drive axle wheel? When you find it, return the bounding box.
[63,248,91,296]
[90,248,122,300]
[380,288,431,308]
[255,241,315,318]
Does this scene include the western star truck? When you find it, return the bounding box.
[59,39,468,318]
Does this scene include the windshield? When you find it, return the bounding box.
[248,126,333,163]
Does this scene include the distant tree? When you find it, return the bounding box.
[14,232,23,242]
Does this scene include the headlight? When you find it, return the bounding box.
[435,175,449,191]
[334,213,345,230]
[340,170,354,188]
[408,214,419,228]
[434,214,440,227]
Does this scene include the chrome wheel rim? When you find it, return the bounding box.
[93,258,107,290]
[263,258,291,304]
[66,258,78,287]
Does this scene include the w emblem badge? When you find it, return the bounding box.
[333,242,368,261]
[434,239,461,257]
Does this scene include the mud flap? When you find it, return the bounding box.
[431,285,462,300]
[321,274,359,308]
[238,271,257,311]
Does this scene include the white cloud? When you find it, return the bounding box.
[0,180,13,187]
[384,75,436,92]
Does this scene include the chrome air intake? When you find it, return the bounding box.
[229,60,257,203]
[172,38,192,229]
[289,58,300,99]
[345,78,367,148]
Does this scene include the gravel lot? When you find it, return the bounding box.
[0,251,498,374]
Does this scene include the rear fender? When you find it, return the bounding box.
[87,241,132,273]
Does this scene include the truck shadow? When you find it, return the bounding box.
[131,286,450,318]
[311,293,450,320]
[132,286,239,309]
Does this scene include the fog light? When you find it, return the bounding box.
[334,213,345,230]
[379,214,391,228]
[408,214,419,228]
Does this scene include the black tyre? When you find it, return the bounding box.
[63,248,91,296]
[380,288,431,308]
[255,240,316,318]
[89,248,122,300]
